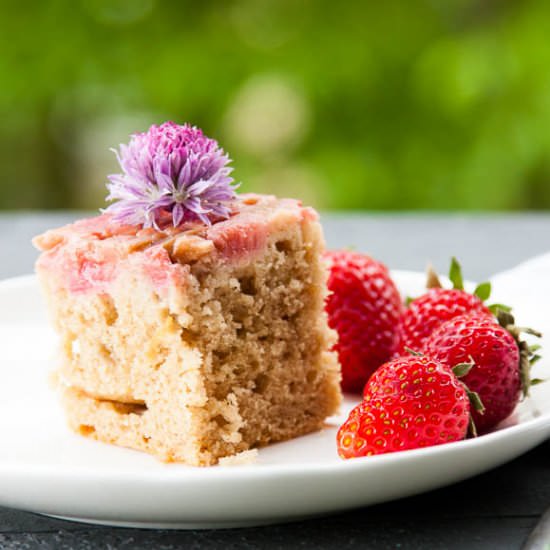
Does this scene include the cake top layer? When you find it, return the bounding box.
[33,194,318,293]
[34,194,315,258]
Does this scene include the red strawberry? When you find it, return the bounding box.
[337,356,470,458]
[397,258,492,354]
[325,250,403,393]
[424,312,541,433]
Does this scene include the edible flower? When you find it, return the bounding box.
[104,122,238,228]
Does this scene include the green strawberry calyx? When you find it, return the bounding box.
[424,257,514,316]
[452,361,485,438]
[427,257,488,293]
[495,309,543,398]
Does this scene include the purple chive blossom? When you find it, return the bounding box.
[103,122,238,228]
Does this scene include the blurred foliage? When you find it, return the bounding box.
[1,0,550,210]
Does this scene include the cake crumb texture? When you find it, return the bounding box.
[35,196,341,465]
[218,449,258,466]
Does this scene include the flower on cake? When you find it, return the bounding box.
[104,122,238,228]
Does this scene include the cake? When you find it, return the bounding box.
[33,122,341,466]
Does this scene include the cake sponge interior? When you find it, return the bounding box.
[36,199,341,465]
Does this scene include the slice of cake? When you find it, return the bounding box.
[33,122,341,466]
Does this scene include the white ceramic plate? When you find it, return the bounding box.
[0,271,548,529]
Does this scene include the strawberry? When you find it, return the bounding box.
[397,258,492,354]
[424,311,541,433]
[325,250,403,393]
[337,356,471,458]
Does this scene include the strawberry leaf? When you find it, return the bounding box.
[426,264,442,289]
[466,388,485,414]
[404,347,423,357]
[449,257,464,290]
[496,310,542,398]
[452,362,475,378]
[520,351,532,397]
[489,303,512,315]
[531,378,546,386]
[468,416,478,438]
[473,282,491,301]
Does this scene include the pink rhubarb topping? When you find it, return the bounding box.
[33,195,314,294]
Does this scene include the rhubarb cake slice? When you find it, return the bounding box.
[34,194,341,465]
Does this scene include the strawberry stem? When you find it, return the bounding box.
[496,309,515,329]
[518,327,543,338]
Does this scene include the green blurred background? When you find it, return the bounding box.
[2,0,550,212]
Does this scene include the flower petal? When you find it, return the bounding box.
[105,121,237,228]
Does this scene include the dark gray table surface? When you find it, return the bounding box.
[1,211,549,550]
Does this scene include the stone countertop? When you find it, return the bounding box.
[1,211,549,550]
